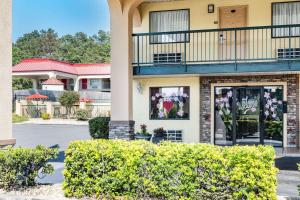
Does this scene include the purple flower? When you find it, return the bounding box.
[177,110,184,117]
[251,107,256,112]
[265,104,270,109]
[267,100,272,106]
[264,111,269,116]
[158,111,164,118]
[216,98,220,103]
[227,91,233,98]
[183,93,188,98]
[272,113,277,118]
[155,93,160,98]
[278,100,283,105]
[174,97,179,102]
[264,92,270,99]
[272,98,277,103]
[270,107,275,112]
[151,96,156,101]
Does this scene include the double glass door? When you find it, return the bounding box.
[214,86,283,147]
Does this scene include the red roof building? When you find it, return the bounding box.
[12,58,111,92]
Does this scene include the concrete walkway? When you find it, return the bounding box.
[19,118,88,125]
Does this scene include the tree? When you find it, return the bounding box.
[12,78,33,90]
[58,91,80,119]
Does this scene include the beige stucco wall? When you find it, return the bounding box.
[133,76,200,143]
[135,0,298,32]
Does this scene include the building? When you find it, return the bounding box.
[12,58,111,92]
[107,0,300,148]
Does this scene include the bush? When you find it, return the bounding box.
[12,114,29,123]
[88,117,110,139]
[75,109,89,121]
[41,112,51,120]
[63,140,278,199]
[59,91,80,119]
[0,145,58,190]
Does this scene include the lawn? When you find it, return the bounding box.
[12,114,29,123]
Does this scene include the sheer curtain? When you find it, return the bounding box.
[273,2,300,37]
[150,10,189,43]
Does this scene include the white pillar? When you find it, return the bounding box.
[74,78,80,91]
[32,79,38,90]
[48,72,57,78]
[0,0,15,146]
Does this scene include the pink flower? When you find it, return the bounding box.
[151,96,156,101]
[251,107,256,112]
[264,92,270,99]
[278,100,283,105]
[177,110,184,117]
[158,111,164,118]
[270,107,275,112]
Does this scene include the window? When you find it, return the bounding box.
[164,130,183,142]
[81,79,88,90]
[150,9,189,43]
[89,79,101,90]
[150,86,190,120]
[272,1,300,37]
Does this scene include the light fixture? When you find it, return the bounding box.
[208,4,215,13]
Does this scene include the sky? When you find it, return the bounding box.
[13,0,110,42]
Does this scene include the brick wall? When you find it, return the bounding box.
[200,75,299,147]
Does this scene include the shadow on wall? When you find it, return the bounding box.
[275,157,300,170]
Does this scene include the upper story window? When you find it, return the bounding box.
[272,1,300,37]
[150,9,189,44]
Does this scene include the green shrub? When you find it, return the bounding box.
[63,140,278,199]
[75,109,89,121]
[12,114,29,123]
[41,112,51,120]
[59,91,80,119]
[0,145,58,190]
[88,117,110,139]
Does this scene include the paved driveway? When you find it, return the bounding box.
[13,124,90,184]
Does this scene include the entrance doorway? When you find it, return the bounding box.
[214,86,284,147]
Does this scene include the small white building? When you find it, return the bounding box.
[42,78,64,91]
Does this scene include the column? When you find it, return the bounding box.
[0,0,15,146]
[107,0,142,140]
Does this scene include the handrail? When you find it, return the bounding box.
[132,24,300,36]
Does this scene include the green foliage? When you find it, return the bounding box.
[41,112,51,120]
[63,140,278,200]
[265,120,283,137]
[12,77,33,90]
[0,145,58,190]
[75,109,89,121]
[12,114,29,123]
[88,117,110,139]
[58,91,80,118]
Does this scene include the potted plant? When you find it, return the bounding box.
[152,127,166,143]
[135,124,151,141]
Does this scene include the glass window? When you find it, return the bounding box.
[272,2,300,37]
[214,87,233,146]
[89,79,101,89]
[150,9,189,43]
[150,86,189,120]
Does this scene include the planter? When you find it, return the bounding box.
[135,135,152,141]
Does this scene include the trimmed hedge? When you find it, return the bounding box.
[63,140,277,200]
[0,145,58,190]
[88,117,110,139]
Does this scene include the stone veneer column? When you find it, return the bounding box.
[0,0,15,147]
[107,0,142,140]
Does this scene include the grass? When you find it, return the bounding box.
[12,114,29,123]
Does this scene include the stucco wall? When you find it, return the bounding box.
[134,0,297,33]
[133,77,200,143]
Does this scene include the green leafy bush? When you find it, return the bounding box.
[63,140,277,199]
[75,109,89,121]
[41,112,51,120]
[58,91,80,119]
[88,117,110,139]
[0,145,58,190]
[12,114,29,123]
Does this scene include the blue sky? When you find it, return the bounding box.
[13,0,110,42]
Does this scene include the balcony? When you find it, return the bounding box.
[132,24,300,75]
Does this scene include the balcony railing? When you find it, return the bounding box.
[132,24,300,72]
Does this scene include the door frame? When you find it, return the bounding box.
[210,82,287,147]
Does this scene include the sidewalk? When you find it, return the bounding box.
[19,118,88,126]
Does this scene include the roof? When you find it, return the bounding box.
[12,58,111,76]
[42,78,64,85]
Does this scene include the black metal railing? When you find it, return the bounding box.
[133,24,300,68]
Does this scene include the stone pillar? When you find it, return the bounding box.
[0,0,15,146]
[107,0,142,139]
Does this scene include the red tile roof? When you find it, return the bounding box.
[42,78,64,85]
[12,58,111,76]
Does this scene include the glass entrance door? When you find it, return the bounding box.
[214,86,283,147]
[235,87,262,145]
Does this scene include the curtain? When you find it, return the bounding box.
[150,10,189,43]
[273,2,300,37]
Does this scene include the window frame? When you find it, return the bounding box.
[149,86,190,120]
[149,9,191,44]
[271,1,300,38]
